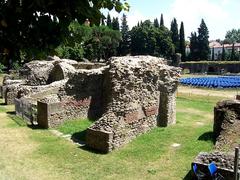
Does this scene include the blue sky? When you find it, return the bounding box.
[107,0,240,40]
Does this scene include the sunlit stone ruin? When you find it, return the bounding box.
[1,55,181,153]
[193,98,240,179]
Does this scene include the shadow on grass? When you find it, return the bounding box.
[6,111,44,130]
[72,130,107,154]
[78,145,107,155]
[183,170,194,180]
[71,130,87,143]
[27,124,45,130]
[7,111,27,127]
[198,131,215,143]
[6,111,15,115]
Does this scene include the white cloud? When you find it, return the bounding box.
[169,0,229,40]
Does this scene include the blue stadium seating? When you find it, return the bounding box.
[180,76,240,89]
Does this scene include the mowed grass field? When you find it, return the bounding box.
[0,81,234,179]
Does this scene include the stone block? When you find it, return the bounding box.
[86,128,113,153]
[37,101,62,128]
[124,111,139,123]
[158,92,176,127]
[15,98,23,117]
[37,101,49,128]
[143,106,158,117]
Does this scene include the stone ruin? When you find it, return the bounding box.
[1,55,181,153]
[192,98,240,179]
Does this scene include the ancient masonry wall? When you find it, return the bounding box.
[193,152,236,180]
[8,55,181,153]
[213,99,240,150]
[192,99,240,180]
[15,80,67,124]
[37,67,108,128]
[86,56,181,153]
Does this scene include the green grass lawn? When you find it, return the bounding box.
[0,93,219,179]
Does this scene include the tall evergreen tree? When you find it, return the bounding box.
[189,32,199,60]
[137,21,140,27]
[179,21,186,61]
[197,19,210,60]
[222,45,225,60]
[211,47,215,60]
[101,18,105,26]
[112,17,120,30]
[160,14,164,26]
[119,14,130,55]
[170,18,179,53]
[153,18,159,28]
[231,43,236,60]
[106,13,112,28]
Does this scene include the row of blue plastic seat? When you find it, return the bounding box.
[180,76,240,88]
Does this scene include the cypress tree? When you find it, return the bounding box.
[137,21,140,27]
[222,45,225,60]
[179,21,186,61]
[106,13,112,28]
[101,18,105,26]
[160,13,164,26]
[170,18,179,53]
[153,18,159,28]
[211,47,215,60]
[112,17,120,30]
[119,14,130,55]
[231,43,236,60]
[197,19,210,60]
[189,32,199,60]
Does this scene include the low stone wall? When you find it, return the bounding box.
[193,152,236,180]
[15,97,37,124]
[180,61,240,74]
[10,55,181,153]
[213,99,240,151]
[36,67,107,128]
[15,80,67,124]
[192,98,240,179]
[86,56,181,153]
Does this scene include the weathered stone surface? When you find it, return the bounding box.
[213,99,240,151]
[86,56,181,152]
[49,62,76,83]
[20,60,55,85]
[86,128,113,153]
[10,55,181,153]
[193,151,236,180]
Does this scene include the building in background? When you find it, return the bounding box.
[209,41,240,60]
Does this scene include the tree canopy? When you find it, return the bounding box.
[197,19,210,60]
[0,0,129,66]
[130,20,174,59]
[189,19,210,60]
[118,13,130,56]
[56,21,122,61]
[170,18,179,53]
[225,29,240,43]
[179,21,186,61]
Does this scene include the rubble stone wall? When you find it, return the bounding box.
[86,56,181,153]
[8,56,181,153]
[213,99,240,151]
[193,152,236,180]
[37,67,108,128]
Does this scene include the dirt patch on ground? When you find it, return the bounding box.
[178,85,238,99]
[178,107,213,120]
